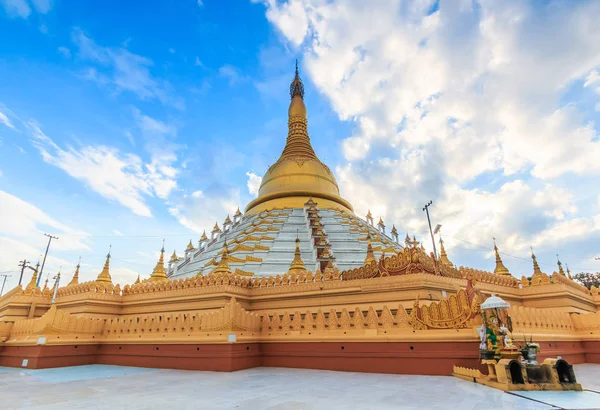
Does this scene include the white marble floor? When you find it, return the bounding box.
[1,364,599,410]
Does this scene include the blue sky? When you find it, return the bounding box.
[1,0,600,289]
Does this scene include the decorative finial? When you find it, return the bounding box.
[364,232,375,264]
[289,59,304,99]
[212,241,231,275]
[288,232,306,274]
[68,258,81,286]
[96,246,113,283]
[438,236,453,267]
[150,242,168,282]
[556,254,565,275]
[566,263,572,279]
[530,246,542,275]
[492,238,510,275]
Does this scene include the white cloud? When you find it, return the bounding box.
[0,0,51,18]
[219,64,246,85]
[29,121,178,217]
[260,0,600,269]
[246,171,262,197]
[197,0,203,6]
[112,230,124,236]
[194,56,203,67]
[1,0,31,18]
[0,189,90,285]
[168,187,241,234]
[71,28,184,109]
[57,46,71,58]
[0,110,15,129]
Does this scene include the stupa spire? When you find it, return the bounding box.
[26,262,40,290]
[149,241,168,282]
[68,257,81,286]
[493,238,510,275]
[287,232,306,275]
[212,241,232,275]
[280,60,317,160]
[96,246,113,283]
[439,237,453,267]
[531,247,542,276]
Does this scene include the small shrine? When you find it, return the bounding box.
[454,294,582,391]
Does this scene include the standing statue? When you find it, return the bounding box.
[478,324,487,350]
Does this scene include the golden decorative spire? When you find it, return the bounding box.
[224,214,232,225]
[170,250,178,262]
[212,241,231,275]
[244,61,353,214]
[378,217,384,225]
[287,234,306,275]
[391,225,398,235]
[364,233,375,264]
[186,240,194,251]
[42,276,49,292]
[367,210,373,219]
[134,275,140,285]
[439,237,453,267]
[68,258,80,286]
[556,254,566,275]
[234,208,242,218]
[26,262,40,290]
[200,231,207,241]
[96,247,113,283]
[212,222,221,232]
[566,264,572,279]
[149,243,168,282]
[531,247,542,276]
[405,233,411,245]
[492,238,510,275]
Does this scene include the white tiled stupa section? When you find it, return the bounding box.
[170,207,402,278]
[319,209,402,272]
[171,209,317,278]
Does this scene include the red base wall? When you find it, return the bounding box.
[0,340,596,374]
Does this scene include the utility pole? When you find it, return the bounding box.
[37,233,58,287]
[422,201,438,260]
[0,273,11,296]
[18,259,30,285]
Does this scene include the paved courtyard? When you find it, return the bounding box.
[1,364,599,409]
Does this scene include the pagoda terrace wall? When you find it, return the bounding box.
[1,297,599,374]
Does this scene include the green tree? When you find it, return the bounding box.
[573,272,600,289]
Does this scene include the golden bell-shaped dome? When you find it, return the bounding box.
[245,61,353,214]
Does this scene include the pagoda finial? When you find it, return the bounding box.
[492,238,510,275]
[287,234,306,275]
[186,239,194,251]
[439,237,453,267]
[556,254,566,275]
[531,246,542,276]
[96,246,113,283]
[364,232,375,264]
[566,263,572,279]
[68,257,81,286]
[170,250,178,262]
[134,275,141,285]
[26,262,40,290]
[290,59,304,99]
[149,243,168,282]
[212,241,231,275]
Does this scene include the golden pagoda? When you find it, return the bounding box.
[149,245,168,282]
[245,61,353,214]
[493,239,510,275]
[287,236,306,275]
[67,259,80,286]
[531,248,543,276]
[96,250,112,283]
[25,262,40,290]
[211,241,232,275]
[200,231,208,241]
[439,237,453,267]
